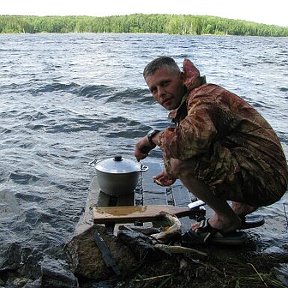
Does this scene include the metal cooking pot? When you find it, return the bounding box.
[94,155,148,196]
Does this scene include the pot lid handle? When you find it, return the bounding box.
[114,155,122,161]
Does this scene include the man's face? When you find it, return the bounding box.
[145,67,186,110]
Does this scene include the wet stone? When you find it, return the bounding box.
[23,278,42,288]
[274,263,288,286]
[117,227,165,260]
[0,242,42,279]
[41,257,78,288]
[65,225,138,280]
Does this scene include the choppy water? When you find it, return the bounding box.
[0,33,288,263]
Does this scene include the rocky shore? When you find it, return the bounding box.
[1,221,288,288]
[1,161,288,288]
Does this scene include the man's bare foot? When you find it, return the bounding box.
[231,202,258,218]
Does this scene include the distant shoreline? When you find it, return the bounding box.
[1,14,287,37]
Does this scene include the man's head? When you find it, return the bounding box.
[143,56,180,79]
[143,57,186,110]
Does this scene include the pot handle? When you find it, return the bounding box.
[88,158,102,167]
[140,164,149,172]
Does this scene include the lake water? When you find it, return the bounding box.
[0,33,288,273]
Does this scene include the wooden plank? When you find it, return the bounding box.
[93,205,198,224]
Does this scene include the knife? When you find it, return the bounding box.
[93,228,121,276]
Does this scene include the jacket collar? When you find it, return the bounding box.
[168,76,206,124]
[168,92,188,124]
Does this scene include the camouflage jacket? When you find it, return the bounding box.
[159,59,288,203]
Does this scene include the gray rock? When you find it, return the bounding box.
[117,228,165,260]
[23,278,41,288]
[273,263,288,287]
[40,257,79,288]
[0,242,42,279]
[65,225,137,280]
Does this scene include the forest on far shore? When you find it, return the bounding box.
[0,14,288,37]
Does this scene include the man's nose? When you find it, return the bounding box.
[157,86,165,98]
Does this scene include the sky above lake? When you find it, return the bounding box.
[1,0,287,27]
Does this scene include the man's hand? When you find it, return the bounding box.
[134,136,155,161]
[153,170,176,186]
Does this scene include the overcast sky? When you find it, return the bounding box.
[1,0,287,27]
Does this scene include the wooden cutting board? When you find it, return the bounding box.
[93,205,195,224]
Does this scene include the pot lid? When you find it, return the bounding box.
[95,155,141,174]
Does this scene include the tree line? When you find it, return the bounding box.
[0,14,287,37]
